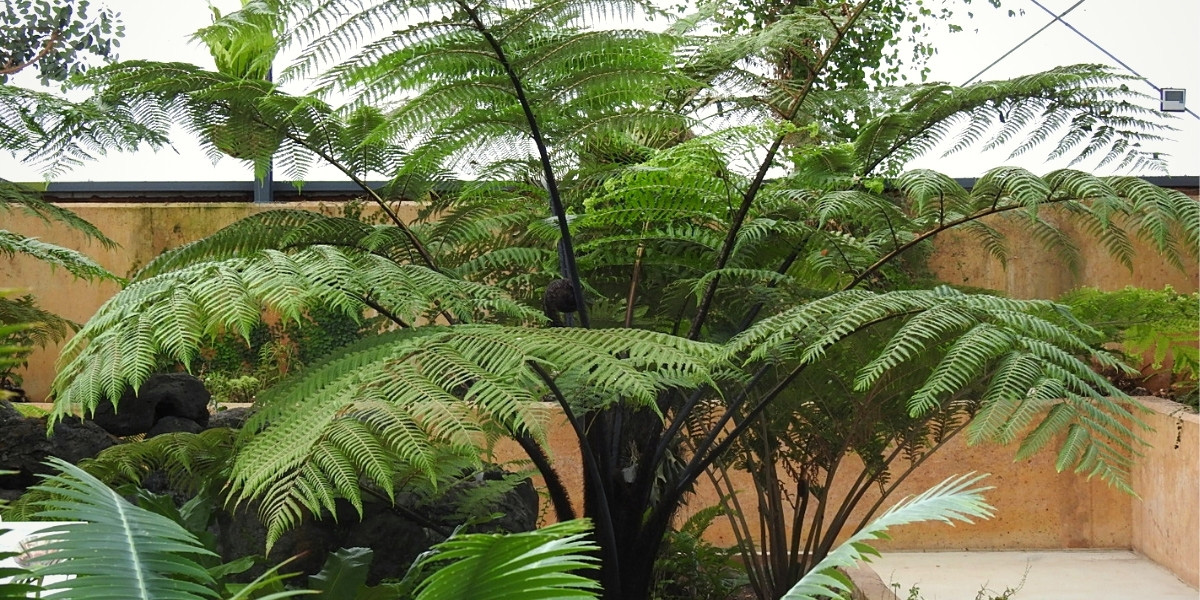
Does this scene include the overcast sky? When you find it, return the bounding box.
[1,0,1196,182]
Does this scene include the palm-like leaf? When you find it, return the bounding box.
[781,473,993,600]
[22,458,219,600]
[412,519,600,600]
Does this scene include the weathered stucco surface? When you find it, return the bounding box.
[1131,397,1199,588]
[494,399,1197,587]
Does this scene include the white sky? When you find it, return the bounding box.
[1,0,1196,182]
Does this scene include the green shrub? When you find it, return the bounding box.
[1057,286,1199,406]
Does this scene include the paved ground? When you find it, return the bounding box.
[870,550,1198,600]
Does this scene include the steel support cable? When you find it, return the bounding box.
[1025,0,1200,121]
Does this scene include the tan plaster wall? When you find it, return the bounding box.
[495,400,1197,586]
[494,409,1133,550]
[2,202,420,400]
[927,203,1199,299]
[1131,397,1200,588]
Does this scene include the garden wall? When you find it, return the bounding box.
[495,397,1198,587]
[5,199,1196,401]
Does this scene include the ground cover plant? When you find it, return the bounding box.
[3,0,1197,598]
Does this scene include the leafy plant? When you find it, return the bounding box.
[41,1,1198,599]
[652,506,747,600]
[1056,286,1199,402]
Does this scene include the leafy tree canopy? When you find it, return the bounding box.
[0,0,122,85]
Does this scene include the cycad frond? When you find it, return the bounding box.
[25,458,219,600]
[781,473,992,600]
[412,519,600,600]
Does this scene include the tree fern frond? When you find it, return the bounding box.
[855,65,1171,175]
[0,230,118,282]
[134,210,327,279]
[52,248,540,420]
[227,325,718,544]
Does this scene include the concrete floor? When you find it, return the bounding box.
[870,550,1198,600]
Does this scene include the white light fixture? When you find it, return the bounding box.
[1160,88,1186,112]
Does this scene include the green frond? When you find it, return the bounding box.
[782,473,993,600]
[0,230,118,282]
[0,85,169,176]
[727,288,1147,486]
[52,246,541,420]
[0,181,119,249]
[855,65,1171,175]
[227,325,717,545]
[25,458,219,600]
[412,519,600,600]
[0,293,77,350]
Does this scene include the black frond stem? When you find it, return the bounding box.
[844,193,1070,289]
[881,208,900,250]
[647,240,809,496]
[357,294,410,328]
[687,0,871,340]
[508,428,576,521]
[669,305,930,517]
[283,131,439,271]
[847,416,970,538]
[527,361,618,586]
[624,241,647,328]
[460,1,589,329]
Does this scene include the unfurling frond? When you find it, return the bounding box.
[227,325,719,545]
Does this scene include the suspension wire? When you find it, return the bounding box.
[960,0,1088,86]
[1025,0,1200,121]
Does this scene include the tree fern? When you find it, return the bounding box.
[224,325,720,545]
[724,287,1144,489]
